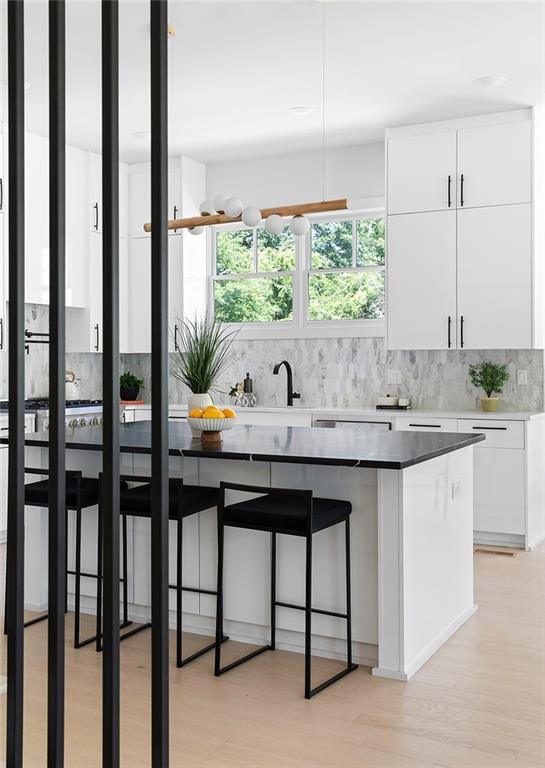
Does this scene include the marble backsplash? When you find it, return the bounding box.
[1,306,543,411]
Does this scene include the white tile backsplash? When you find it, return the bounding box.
[2,305,543,412]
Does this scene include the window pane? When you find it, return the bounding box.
[216,230,253,274]
[308,270,384,321]
[356,218,385,267]
[214,276,293,323]
[311,221,353,269]
[257,228,295,272]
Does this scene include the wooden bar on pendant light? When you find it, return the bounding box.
[142,197,349,232]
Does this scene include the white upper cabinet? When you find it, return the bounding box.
[387,210,457,350]
[128,164,181,238]
[387,130,456,215]
[88,152,128,238]
[386,109,542,350]
[457,204,532,349]
[457,121,532,209]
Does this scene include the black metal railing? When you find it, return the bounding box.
[6,1,171,765]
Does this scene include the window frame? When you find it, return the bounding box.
[208,198,385,340]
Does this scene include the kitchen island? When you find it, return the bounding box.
[10,422,484,681]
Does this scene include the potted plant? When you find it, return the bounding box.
[469,361,509,412]
[120,371,144,402]
[171,316,237,433]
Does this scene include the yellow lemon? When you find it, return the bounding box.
[189,408,203,418]
[222,408,236,419]
[202,410,225,419]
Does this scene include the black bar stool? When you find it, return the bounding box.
[214,482,358,699]
[99,475,226,666]
[4,468,131,648]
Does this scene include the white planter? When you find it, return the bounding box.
[187,392,213,437]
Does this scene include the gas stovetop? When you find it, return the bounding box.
[0,399,103,412]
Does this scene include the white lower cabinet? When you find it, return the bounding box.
[457,418,544,549]
[395,416,458,432]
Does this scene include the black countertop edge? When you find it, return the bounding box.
[5,431,485,470]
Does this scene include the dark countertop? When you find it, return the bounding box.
[2,421,485,470]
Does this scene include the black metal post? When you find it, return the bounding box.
[48,2,67,765]
[101,1,121,765]
[150,1,170,764]
[6,1,26,765]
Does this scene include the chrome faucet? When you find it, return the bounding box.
[273,360,301,407]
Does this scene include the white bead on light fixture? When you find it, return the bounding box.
[290,214,310,236]
[264,214,284,236]
[212,193,227,214]
[199,199,214,216]
[188,226,204,236]
[224,196,243,217]
[241,206,262,228]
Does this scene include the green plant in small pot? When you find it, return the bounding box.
[120,371,144,402]
[171,316,237,435]
[469,361,509,412]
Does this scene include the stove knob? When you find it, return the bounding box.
[99,416,103,425]
[90,416,98,426]
[69,418,79,428]
[79,417,87,427]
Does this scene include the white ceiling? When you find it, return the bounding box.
[2,1,543,164]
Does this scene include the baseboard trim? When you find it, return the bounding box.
[474,531,525,549]
[372,603,478,681]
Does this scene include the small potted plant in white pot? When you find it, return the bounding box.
[469,361,510,412]
[171,316,237,435]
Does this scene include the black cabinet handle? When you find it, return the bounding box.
[409,423,441,428]
[447,175,451,208]
[174,324,179,351]
[460,315,464,348]
[93,202,99,230]
[0,317,3,351]
[0,177,3,211]
[447,315,451,348]
[460,174,464,207]
[94,323,100,351]
[173,205,178,232]
[472,426,507,431]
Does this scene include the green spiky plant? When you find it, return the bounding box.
[468,361,509,398]
[170,316,238,396]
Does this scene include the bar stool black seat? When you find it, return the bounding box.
[4,468,131,649]
[107,475,225,667]
[215,482,358,699]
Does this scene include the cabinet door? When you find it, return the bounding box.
[473,447,525,535]
[387,210,457,349]
[457,204,532,349]
[126,236,182,353]
[25,132,49,304]
[395,417,458,432]
[457,121,531,209]
[88,233,102,352]
[65,146,87,307]
[129,166,181,238]
[387,131,456,215]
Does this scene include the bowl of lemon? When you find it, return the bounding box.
[187,405,237,443]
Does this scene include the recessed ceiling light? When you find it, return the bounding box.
[473,75,507,88]
[290,106,316,116]
[131,130,151,140]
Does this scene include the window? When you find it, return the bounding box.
[209,204,385,338]
[213,227,295,323]
[308,217,385,322]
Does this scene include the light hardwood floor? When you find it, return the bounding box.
[0,543,543,767]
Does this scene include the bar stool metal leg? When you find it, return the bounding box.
[96,502,103,652]
[74,506,82,648]
[176,512,183,667]
[270,532,276,652]
[122,512,129,627]
[304,533,312,700]
[345,518,353,669]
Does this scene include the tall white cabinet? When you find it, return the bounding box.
[386,109,542,350]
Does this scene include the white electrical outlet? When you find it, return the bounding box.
[387,370,402,385]
[451,480,462,500]
[517,370,528,386]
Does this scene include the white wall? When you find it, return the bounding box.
[206,142,385,208]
